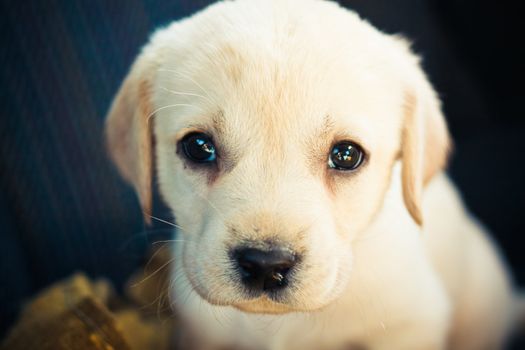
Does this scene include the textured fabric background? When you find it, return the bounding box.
[1,0,524,346]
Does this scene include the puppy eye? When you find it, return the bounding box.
[181,132,217,163]
[328,141,364,170]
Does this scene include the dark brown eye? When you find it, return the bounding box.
[181,132,217,163]
[328,141,364,170]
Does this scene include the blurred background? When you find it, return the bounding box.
[1,0,523,346]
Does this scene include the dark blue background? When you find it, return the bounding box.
[1,0,524,346]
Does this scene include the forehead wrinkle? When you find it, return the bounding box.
[211,110,226,136]
[304,115,336,176]
[320,115,336,139]
[210,110,242,173]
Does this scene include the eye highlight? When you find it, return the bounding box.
[328,141,364,171]
[181,132,217,163]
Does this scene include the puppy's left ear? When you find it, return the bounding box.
[105,48,158,225]
[401,69,451,225]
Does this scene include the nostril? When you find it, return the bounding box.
[233,247,296,291]
[237,259,259,278]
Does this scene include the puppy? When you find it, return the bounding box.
[105,0,524,349]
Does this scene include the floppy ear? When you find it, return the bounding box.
[105,51,157,225]
[401,74,451,225]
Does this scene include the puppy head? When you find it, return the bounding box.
[105,0,449,313]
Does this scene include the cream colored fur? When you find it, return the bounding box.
[105,0,522,349]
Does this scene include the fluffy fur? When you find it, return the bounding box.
[105,0,523,349]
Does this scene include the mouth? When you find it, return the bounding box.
[233,296,297,314]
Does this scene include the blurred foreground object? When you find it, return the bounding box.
[2,247,175,350]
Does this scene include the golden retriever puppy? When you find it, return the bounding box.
[105,0,524,349]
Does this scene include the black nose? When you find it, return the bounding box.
[233,247,296,292]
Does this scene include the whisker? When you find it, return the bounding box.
[151,239,187,245]
[146,103,202,125]
[118,227,174,251]
[158,68,215,103]
[144,213,186,231]
[131,257,176,287]
[142,243,172,273]
[193,191,227,222]
[159,86,213,105]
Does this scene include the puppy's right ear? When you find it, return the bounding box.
[105,50,158,224]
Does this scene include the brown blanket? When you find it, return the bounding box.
[2,246,176,350]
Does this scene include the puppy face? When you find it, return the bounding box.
[106,0,449,314]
